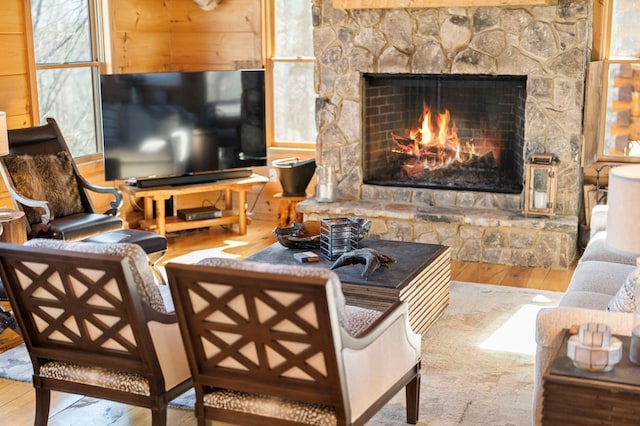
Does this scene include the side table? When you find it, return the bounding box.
[0,208,27,244]
[542,329,640,425]
[0,208,25,335]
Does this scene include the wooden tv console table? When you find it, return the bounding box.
[120,174,268,236]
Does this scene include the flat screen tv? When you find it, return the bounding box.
[100,69,266,182]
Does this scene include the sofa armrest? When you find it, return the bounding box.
[533,306,632,425]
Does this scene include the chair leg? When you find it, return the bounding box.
[150,406,167,426]
[405,373,420,425]
[34,387,51,426]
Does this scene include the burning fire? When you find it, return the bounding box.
[391,102,488,176]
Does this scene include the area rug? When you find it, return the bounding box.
[0,281,562,425]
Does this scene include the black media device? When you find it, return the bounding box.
[177,206,222,221]
[100,69,266,187]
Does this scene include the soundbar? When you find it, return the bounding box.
[129,168,253,188]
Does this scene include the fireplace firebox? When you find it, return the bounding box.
[363,74,527,194]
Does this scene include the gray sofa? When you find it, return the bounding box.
[533,204,638,424]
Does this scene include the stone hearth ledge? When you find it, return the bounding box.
[298,199,578,269]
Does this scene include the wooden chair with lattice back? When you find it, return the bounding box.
[166,257,422,426]
[0,240,192,426]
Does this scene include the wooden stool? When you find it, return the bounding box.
[274,193,307,227]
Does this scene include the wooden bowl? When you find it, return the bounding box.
[273,221,321,249]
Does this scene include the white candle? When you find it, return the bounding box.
[534,190,547,209]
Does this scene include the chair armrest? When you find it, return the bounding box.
[143,307,191,390]
[6,186,53,224]
[339,301,421,422]
[143,303,178,324]
[78,178,123,216]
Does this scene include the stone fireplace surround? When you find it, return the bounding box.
[299,0,589,268]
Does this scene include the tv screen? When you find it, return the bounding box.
[100,69,266,181]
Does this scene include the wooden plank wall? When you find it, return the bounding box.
[0,1,34,209]
[103,0,263,73]
[0,1,34,131]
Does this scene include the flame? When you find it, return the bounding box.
[391,102,490,172]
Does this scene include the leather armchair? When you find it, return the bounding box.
[0,117,123,240]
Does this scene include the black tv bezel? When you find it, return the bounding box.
[99,69,266,182]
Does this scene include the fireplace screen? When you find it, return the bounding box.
[363,74,526,194]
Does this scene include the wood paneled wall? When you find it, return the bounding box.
[0,1,34,209]
[0,1,35,131]
[103,0,263,73]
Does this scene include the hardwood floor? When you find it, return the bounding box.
[0,220,576,425]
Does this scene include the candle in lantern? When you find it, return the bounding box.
[534,190,547,209]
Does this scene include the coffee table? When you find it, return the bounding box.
[247,239,451,334]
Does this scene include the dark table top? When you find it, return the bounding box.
[549,331,640,387]
[246,239,447,290]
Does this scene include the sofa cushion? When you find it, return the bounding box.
[560,291,620,311]
[563,261,635,298]
[560,261,636,310]
[580,232,638,266]
[3,151,84,225]
[24,239,168,313]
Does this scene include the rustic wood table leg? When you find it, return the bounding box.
[143,197,154,222]
[154,197,167,236]
[238,190,248,235]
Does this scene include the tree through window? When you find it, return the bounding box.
[31,0,100,157]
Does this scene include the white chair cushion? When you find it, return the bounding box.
[344,305,382,337]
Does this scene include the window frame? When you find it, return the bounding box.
[584,0,640,167]
[29,0,104,161]
[262,0,317,150]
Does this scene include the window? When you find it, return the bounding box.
[31,0,101,157]
[584,0,640,165]
[609,0,640,59]
[267,1,316,146]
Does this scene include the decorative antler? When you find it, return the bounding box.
[193,0,222,11]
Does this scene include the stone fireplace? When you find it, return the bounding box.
[299,1,589,268]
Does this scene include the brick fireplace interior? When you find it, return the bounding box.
[302,2,590,268]
[363,73,526,193]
